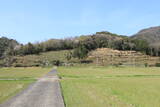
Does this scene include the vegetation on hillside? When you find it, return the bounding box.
[11,50,77,67]
[1,29,160,67]
[132,26,160,46]
[0,37,19,58]
[73,34,150,59]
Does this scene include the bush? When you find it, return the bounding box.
[145,63,148,67]
[12,63,24,67]
[0,60,5,67]
[155,63,160,67]
[80,60,93,64]
[51,60,63,66]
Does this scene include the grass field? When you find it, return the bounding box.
[0,67,51,103]
[58,66,160,107]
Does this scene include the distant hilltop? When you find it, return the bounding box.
[132,26,160,47]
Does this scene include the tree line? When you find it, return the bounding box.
[10,39,75,56]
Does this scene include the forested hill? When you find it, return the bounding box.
[2,31,126,57]
[9,31,150,57]
[0,37,19,58]
[132,26,160,47]
[1,28,160,62]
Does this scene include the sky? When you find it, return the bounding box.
[0,0,160,43]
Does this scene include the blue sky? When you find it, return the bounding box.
[0,0,160,43]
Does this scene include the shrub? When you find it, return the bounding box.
[80,60,93,64]
[155,63,160,67]
[145,63,148,67]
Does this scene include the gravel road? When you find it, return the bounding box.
[0,70,65,107]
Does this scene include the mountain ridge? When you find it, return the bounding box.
[132,26,160,47]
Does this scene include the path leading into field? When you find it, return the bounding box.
[0,70,65,107]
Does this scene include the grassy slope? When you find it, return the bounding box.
[58,66,160,107]
[0,67,51,103]
[13,50,72,67]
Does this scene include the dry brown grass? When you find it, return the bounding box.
[87,48,160,66]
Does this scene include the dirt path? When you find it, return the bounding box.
[0,70,65,107]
